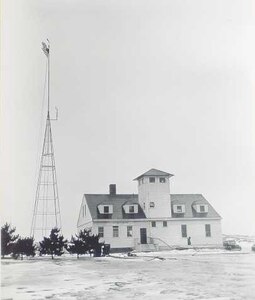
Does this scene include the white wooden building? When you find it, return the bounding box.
[77,169,222,251]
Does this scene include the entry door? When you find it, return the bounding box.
[140,228,147,244]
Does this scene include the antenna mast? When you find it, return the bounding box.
[31,41,62,240]
[47,39,50,117]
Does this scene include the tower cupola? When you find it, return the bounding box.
[134,169,174,218]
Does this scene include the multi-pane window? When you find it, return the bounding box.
[173,205,185,214]
[149,177,155,183]
[104,206,109,213]
[163,221,167,227]
[159,178,166,183]
[200,205,205,212]
[177,205,183,213]
[181,224,187,237]
[127,226,133,237]
[150,202,155,208]
[205,224,211,237]
[151,221,156,227]
[98,226,104,238]
[113,226,119,237]
[193,204,208,213]
[129,206,135,213]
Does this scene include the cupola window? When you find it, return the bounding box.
[149,177,155,183]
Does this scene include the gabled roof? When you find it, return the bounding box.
[171,194,221,218]
[84,194,146,220]
[134,168,174,180]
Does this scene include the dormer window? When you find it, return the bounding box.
[98,204,113,214]
[129,206,135,213]
[176,205,182,213]
[123,204,138,214]
[159,177,166,183]
[149,177,155,183]
[193,204,208,213]
[200,205,205,212]
[173,204,185,214]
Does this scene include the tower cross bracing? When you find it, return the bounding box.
[31,41,62,240]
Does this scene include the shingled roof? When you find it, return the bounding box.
[133,168,174,180]
[85,194,146,220]
[84,193,221,220]
[171,194,221,218]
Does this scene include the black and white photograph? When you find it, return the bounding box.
[1,0,255,299]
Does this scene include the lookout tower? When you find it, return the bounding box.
[134,168,173,218]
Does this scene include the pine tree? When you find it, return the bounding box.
[87,234,102,257]
[67,235,88,258]
[39,228,67,259]
[12,237,36,260]
[67,229,103,258]
[1,223,19,258]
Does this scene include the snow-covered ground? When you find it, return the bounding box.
[2,243,255,300]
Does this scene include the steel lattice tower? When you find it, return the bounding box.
[31,41,62,240]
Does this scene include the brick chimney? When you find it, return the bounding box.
[109,184,116,195]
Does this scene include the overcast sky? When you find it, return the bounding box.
[1,0,255,238]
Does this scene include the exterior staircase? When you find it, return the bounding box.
[134,237,175,252]
[134,237,159,252]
